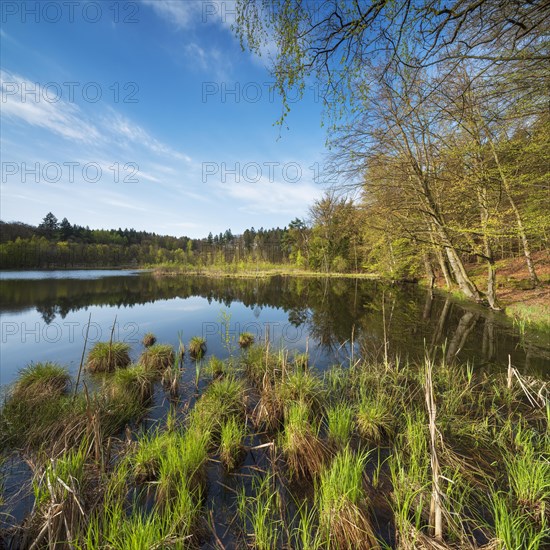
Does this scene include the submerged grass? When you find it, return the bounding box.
[317,447,378,548]
[2,335,549,549]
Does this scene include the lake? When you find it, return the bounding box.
[1,269,548,390]
[1,269,549,545]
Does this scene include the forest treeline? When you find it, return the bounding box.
[0,214,289,268]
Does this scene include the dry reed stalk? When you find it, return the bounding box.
[107,315,117,374]
[508,355,548,407]
[425,358,443,541]
[73,312,92,401]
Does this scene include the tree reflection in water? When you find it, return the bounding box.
[0,272,547,374]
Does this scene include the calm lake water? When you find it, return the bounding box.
[1,269,548,388]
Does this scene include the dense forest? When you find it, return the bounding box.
[2,172,547,306]
[0,214,289,268]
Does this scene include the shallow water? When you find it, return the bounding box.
[0,270,548,388]
[0,270,548,545]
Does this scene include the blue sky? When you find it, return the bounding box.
[0,0,329,237]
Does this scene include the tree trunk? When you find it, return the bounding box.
[478,188,502,310]
[446,311,478,363]
[423,253,436,289]
[432,297,451,349]
[435,245,452,289]
[420,176,482,301]
[443,243,483,302]
[423,288,434,321]
[485,259,500,310]
[482,317,496,362]
[490,141,539,286]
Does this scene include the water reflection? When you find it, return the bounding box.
[0,271,548,377]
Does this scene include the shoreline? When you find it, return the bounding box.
[0,261,547,330]
[151,264,549,330]
[151,266,381,280]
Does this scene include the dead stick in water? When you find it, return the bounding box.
[73,312,91,401]
[107,314,117,370]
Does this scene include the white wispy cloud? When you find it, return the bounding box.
[184,42,209,71]
[220,176,324,215]
[101,197,148,211]
[0,70,101,142]
[141,0,278,78]
[183,42,232,79]
[102,111,192,162]
[1,70,192,165]
[141,0,205,30]
[141,0,235,31]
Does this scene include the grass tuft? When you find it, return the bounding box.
[238,332,255,349]
[142,332,157,347]
[139,343,175,372]
[279,368,323,407]
[12,362,70,401]
[86,341,131,373]
[109,364,156,402]
[505,446,550,520]
[317,447,378,548]
[491,492,548,550]
[205,356,226,379]
[219,417,246,470]
[189,376,245,437]
[356,392,393,443]
[280,401,325,479]
[189,336,207,359]
[326,402,355,448]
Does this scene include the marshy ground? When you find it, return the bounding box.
[0,334,548,549]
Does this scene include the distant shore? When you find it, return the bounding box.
[152,258,549,331]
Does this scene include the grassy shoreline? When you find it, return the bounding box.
[151,263,381,280]
[1,335,548,548]
[152,261,550,330]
